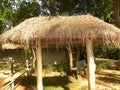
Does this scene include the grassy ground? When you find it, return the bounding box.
[0,58,120,90]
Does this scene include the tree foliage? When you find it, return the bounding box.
[0,0,116,32]
[41,0,114,23]
[87,0,114,23]
[40,0,87,15]
[0,0,14,33]
[0,0,41,32]
[14,1,40,25]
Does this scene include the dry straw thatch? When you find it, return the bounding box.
[1,15,120,48]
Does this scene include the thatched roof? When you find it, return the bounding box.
[1,15,120,48]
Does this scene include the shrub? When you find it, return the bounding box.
[96,60,113,69]
[94,44,119,59]
[43,63,69,76]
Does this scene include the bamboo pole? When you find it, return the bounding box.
[36,42,43,90]
[86,39,96,90]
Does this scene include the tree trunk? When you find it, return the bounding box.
[36,42,43,90]
[113,0,120,27]
[86,39,96,90]
[113,0,120,70]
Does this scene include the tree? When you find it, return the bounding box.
[113,0,120,70]
[113,0,120,27]
[0,0,15,33]
[14,1,40,25]
[87,0,114,23]
[41,0,87,16]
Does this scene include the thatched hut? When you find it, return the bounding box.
[1,15,120,90]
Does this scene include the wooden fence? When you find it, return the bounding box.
[0,59,33,90]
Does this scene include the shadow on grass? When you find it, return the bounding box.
[43,76,71,90]
[18,76,71,90]
[98,73,120,79]
[17,76,37,90]
[97,76,120,84]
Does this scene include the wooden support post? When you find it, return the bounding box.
[9,57,15,90]
[32,48,36,68]
[67,45,73,71]
[11,78,15,90]
[86,39,96,90]
[26,59,29,76]
[9,57,14,75]
[36,42,43,90]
